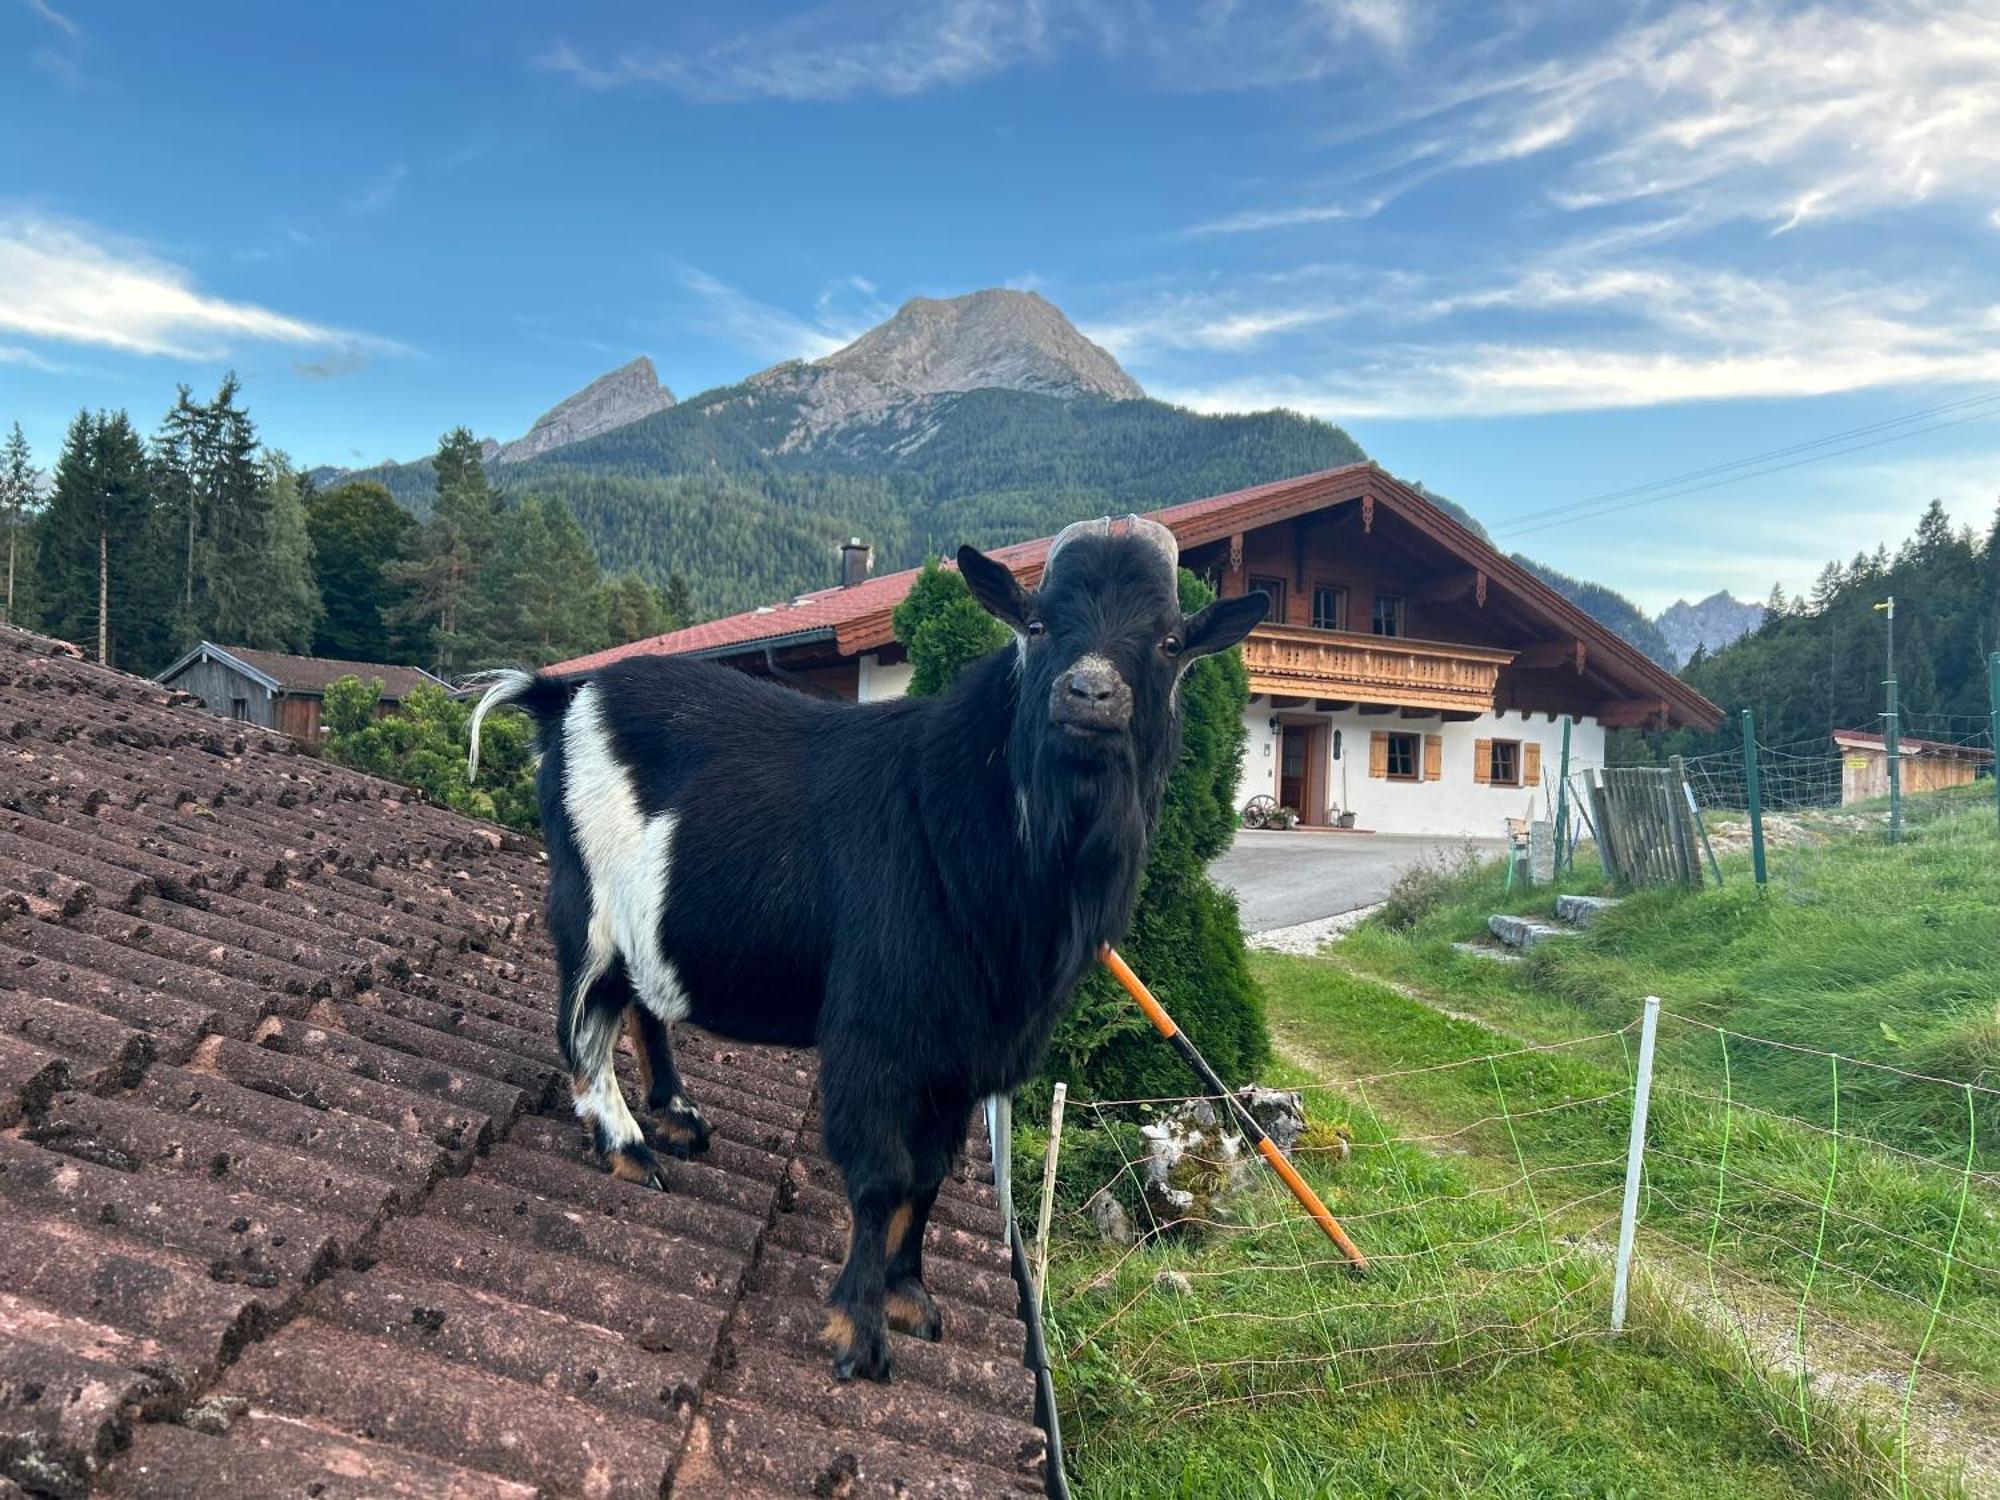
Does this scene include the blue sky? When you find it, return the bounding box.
[4,0,1998,611]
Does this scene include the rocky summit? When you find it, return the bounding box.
[747,288,1144,449]
[497,355,677,464]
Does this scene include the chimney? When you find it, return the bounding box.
[840,537,872,588]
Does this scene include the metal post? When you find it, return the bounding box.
[1612,996,1662,1332]
[1034,1083,1068,1314]
[1555,715,1572,876]
[1741,710,1768,888]
[984,1094,1014,1243]
[1880,596,1901,843]
[1988,652,1999,834]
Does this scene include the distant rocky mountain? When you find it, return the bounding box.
[1655,591,1764,664]
[742,290,1144,452]
[315,289,1694,649]
[497,355,675,465]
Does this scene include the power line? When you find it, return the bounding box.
[1489,388,2000,538]
[1495,397,2000,540]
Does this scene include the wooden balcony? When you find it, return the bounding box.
[1241,625,1516,714]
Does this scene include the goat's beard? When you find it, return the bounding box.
[1014,715,1177,998]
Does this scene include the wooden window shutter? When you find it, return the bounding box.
[1523,742,1542,785]
[1423,734,1443,782]
[1473,738,1493,785]
[1369,731,1390,779]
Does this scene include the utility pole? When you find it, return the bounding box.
[1874,596,1899,843]
[1988,652,1999,835]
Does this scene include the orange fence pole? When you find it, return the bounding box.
[1101,946,1367,1270]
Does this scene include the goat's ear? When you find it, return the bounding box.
[1181,591,1268,661]
[957,546,1034,632]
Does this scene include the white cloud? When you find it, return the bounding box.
[0,344,66,372]
[1126,255,2000,418]
[0,215,401,361]
[23,0,78,38]
[538,0,1059,102]
[673,265,871,361]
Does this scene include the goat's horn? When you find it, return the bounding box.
[1044,513,1179,584]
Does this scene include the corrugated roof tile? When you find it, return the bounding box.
[0,623,1040,1497]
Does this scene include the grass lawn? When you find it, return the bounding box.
[1034,1031,1934,1498]
[1036,793,2000,1498]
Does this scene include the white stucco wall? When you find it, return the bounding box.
[857,654,914,703]
[1239,697,1607,838]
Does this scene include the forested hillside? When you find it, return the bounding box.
[330,388,1375,615]
[1513,554,1681,669]
[1628,498,2000,762]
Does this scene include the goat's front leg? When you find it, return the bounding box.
[883,1104,968,1342]
[822,1184,902,1382]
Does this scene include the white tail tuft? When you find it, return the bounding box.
[465,669,536,782]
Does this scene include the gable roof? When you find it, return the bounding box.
[0,623,1045,1498]
[159,641,453,700]
[1833,728,1994,762]
[553,463,1720,730]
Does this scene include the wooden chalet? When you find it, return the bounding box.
[552,465,1721,837]
[156,642,452,743]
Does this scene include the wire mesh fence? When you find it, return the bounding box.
[1034,1004,2000,1498]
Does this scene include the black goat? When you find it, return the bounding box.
[468,517,1266,1381]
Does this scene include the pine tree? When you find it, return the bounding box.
[482,494,600,664]
[307,479,417,661]
[200,374,273,644]
[36,411,164,668]
[253,451,323,652]
[1,422,37,626]
[392,427,497,676]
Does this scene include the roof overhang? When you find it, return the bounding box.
[155,641,283,695]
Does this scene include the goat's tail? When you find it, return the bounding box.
[465,668,576,781]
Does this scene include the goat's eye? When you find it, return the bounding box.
[1161,634,1183,659]
[1026,620,1046,638]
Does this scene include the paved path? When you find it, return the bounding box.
[1213,830,1503,932]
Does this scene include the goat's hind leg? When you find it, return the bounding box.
[882,1104,966,1343]
[568,964,669,1190]
[625,1006,711,1159]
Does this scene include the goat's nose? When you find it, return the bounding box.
[1067,668,1117,703]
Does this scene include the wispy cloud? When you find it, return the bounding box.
[344,164,408,216]
[0,344,67,373]
[672,265,874,361]
[0,214,403,361]
[1120,253,2000,419]
[1211,2,2000,239]
[538,0,1060,102]
[292,351,369,381]
[23,0,78,38]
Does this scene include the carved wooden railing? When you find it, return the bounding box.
[1241,625,1515,713]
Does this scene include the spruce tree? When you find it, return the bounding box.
[392,427,497,676]
[1,422,37,627]
[254,452,323,652]
[36,411,163,668]
[308,480,417,661]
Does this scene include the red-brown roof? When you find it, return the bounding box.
[550,463,1719,730]
[1832,728,1994,761]
[0,624,1043,1498]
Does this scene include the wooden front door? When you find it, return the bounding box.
[1278,722,1327,823]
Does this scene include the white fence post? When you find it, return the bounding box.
[1035,1082,1068,1315]
[1612,996,1662,1332]
[985,1094,1014,1242]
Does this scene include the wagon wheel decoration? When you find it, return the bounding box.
[1242,794,1277,829]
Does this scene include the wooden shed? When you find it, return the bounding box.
[1833,728,1994,805]
[156,642,451,742]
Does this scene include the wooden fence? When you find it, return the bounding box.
[1584,760,1717,889]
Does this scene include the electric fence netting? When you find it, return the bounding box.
[1032,1005,2000,1498]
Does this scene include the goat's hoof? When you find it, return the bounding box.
[885,1281,942,1342]
[823,1307,892,1383]
[646,1095,712,1159]
[605,1140,670,1191]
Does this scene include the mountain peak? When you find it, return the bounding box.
[1654,591,1764,664]
[816,288,1144,402]
[498,356,676,465]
